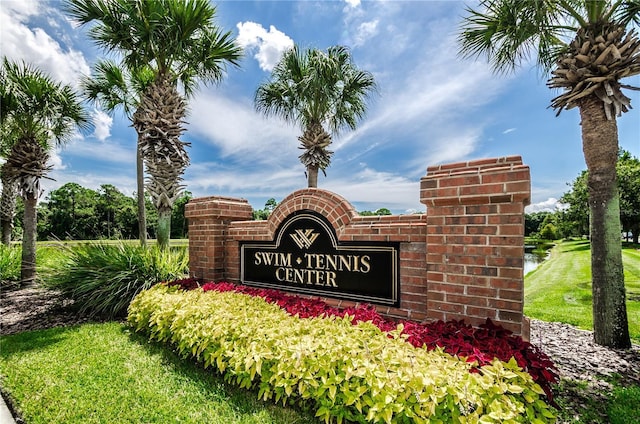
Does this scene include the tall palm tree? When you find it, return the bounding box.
[66,0,242,249]
[0,58,90,282]
[82,59,154,247]
[255,45,377,187]
[458,0,639,348]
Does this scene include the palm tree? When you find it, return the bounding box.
[82,59,154,247]
[458,0,639,348]
[0,163,19,245]
[1,86,18,246]
[66,0,242,249]
[0,58,90,282]
[255,45,377,187]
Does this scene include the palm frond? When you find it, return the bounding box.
[458,0,574,74]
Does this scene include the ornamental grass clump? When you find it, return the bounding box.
[0,244,21,285]
[44,242,188,318]
[128,284,556,423]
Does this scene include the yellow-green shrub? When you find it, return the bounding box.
[128,285,555,423]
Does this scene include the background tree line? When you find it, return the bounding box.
[8,189,397,242]
[526,150,640,244]
[8,183,191,242]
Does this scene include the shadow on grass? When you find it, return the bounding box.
[122,326,318,422]
[560,241,592,253]
[0,326,75,358]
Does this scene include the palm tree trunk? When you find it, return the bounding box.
[307,165,319,188]
[1,167,18,246]
[21,192,38,283]
[136,137,147,247]
[1,220,12,246]
[580,95,631,349]
[156,206,171,250]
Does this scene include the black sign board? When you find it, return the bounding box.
[241,211,399,306]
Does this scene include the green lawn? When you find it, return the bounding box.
[525,239,640,343]
[0,322,317,424]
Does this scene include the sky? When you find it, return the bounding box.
[1,0,639,215]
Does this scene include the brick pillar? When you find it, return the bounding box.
[185,196,253,281]
[420,156,531,336]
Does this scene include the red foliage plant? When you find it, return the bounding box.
[165,278,558,401]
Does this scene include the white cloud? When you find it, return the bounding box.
[64,137,136,165]
[333,58,504,165]
[187,91,298,163]
[236,21,294,72]
[1,0,40,17]
[407,130,482,173]
[48,149,65,171]
[0,0,90,87]
[92,110,113,142]
[185,162,301,196]
[525,197,565,213]
[183,159,423,213]
[344,0,361,8]
[503,128,517,134]
[353,20,379,46]
[324,166,421,210]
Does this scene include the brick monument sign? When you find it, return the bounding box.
[185,156,531,337]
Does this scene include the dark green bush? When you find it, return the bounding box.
[43,242,188,318]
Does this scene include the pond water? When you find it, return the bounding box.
[524,252,549,275]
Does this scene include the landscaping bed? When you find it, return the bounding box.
[127,280,557,423]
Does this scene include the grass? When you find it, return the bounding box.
[609,384,640,424]
[0,322,317,424]
[552,376,640,424]
[525,239,640,343]
[525,239,640,423]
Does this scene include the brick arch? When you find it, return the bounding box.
[267,188,359,239]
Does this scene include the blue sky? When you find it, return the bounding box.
[1,0,639,214]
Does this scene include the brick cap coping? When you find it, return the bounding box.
[424,156,523,176]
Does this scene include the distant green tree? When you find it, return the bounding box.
[560,171,590,238]
[525,212,553,236]
[39,183,180,241]
[253,198,278,220]
[560,150,640,242]
[359,208,393,216]
[96,184,137,239]
[539,223,559,241]
[171,191,192,239]
[618,151,640,243]
[44,183,100,240]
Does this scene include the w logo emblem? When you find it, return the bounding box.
[290,229,319,249]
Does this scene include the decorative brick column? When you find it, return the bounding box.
[420,156,531,335]
[184,196,253,281]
